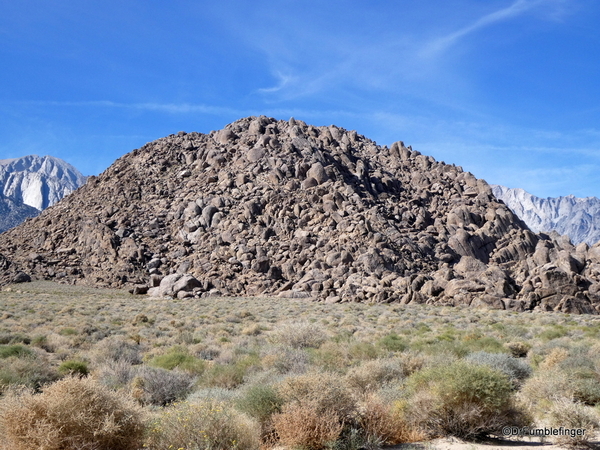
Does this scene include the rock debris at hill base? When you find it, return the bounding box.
[1,116,600,314]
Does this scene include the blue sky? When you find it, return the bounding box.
[1,0,599,198]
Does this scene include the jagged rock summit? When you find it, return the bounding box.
[2,116,600,314]
[492,185,600,246]
[0,155,87,211]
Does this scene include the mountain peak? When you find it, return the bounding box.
[0,155,87,211]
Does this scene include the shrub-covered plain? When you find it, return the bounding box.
[1,281,600,448]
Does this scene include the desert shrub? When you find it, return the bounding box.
[558,355,600,405]
[378,332,407,352]
[466,351,532,385]
[0,356,59,392]
[310,340,352,371]
[237,383,283,426]
[96,359,135,390]
[57,359,89,377]
[345,358,405,395]
[518,368,574,416]
[148,346,205,374]
[405,361,528,439]
[504,341,531,358]
[188,387,239,403]
[93,336,143,364]
[546,398,600,446]
[144,399,259,450]
[130,365,195,406]
[277,371,356,420]
[0,334,30,345]
[58,327,77,336]
[348,341,379,361]
[0,376,144,450]
[539,325,568,341]
[357,395,423,445]
[262,346,310,374]
[539,347,569,370]
[272,403,343,450]
[202,363,246,389]
[463,335,505,354]
[270,321,328,349]
[0,344,32,359]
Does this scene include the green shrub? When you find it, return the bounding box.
[144,400,259,450]
[0,377,144,450]
[0,345,33,359]
[539,325,568,341]
[377,333,407,352]
[405,361,529,438]
[58,360,89,377]
[202,363,246,389]
[58,328,77,336]
[237,383,283,425]
[504,341,531,358]
[148,346,205,374]
[349,341,379,360]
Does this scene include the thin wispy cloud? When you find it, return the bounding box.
[421,0,563,57]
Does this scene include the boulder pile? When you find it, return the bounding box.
[1,116,600,313]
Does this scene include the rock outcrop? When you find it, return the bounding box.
[1,116,600,314]
[492,185,600,246]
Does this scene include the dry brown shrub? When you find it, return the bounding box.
[277,370,356,419]
[546,398,600,446]
[273,403,343,450]
[517,368,574,416]
[270,321,328,349]
[358,395,425,445]
[396,351,426,377]
[345,358,405,395]
[144,399,260,450]
[0,376,144,450]
[539,347,569,370]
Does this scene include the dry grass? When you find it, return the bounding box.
[2,281,600,447]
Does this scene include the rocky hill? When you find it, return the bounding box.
[1,116,599,314]
[492,185,600,246]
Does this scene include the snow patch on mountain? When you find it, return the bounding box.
[0,155,87,211]
[491,185,600,246]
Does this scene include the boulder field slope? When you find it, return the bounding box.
[1,116,600,313]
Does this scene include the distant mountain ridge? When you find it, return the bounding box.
[0,155,87,233]
[491,185,600,246]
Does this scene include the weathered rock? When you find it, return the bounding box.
[0,116,598,313]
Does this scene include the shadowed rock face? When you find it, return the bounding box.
[1,116,599,314]
[0,194,39,233]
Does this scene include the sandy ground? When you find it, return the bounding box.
[389,435,600,450]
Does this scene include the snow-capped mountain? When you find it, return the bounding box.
[491,185,600,246]
[0,155,86,211]
[0,155,86,233]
